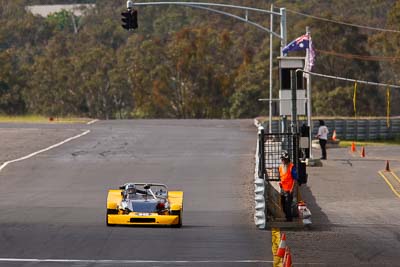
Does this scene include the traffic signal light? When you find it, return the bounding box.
[121,9,138,30]
[121,10,131,30]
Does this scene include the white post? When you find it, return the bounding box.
[71,13,78,34]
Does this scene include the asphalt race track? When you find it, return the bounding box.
[0,120,272,267]
[2,119,400,267]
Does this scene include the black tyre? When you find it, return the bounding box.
[106,209,117,227]
[171,210,182,228]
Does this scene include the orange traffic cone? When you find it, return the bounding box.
[283,246,293,267]
[332,130,337,141]
[351,142,356,152]
[275,233,287,258]
[360,146,365,158]
[386,160,390,172]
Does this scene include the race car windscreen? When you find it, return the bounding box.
[135,184,168,198]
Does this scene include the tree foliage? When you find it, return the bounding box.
[0,0,398,118]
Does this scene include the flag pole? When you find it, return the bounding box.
[269,4,274,133]
[306,26,313,159]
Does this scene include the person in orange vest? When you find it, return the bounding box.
[279,151,298,222]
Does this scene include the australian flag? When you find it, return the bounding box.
[282,34,310,55]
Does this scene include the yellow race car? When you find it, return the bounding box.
[106,183,183,227]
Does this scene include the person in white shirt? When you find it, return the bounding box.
[316,120,329,160]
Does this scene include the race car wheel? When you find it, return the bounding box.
[106,209,117,227]
[171,210,182,228]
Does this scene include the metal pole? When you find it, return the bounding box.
[269,4,273,133]
[291,70,297,134]
[134,2,282,15]
[133,2,283,38]
[291,70,298,173]
[279,7,287,139]
[258,127,265,179]
[280,8,287,56]
[306,26,313,159]
[307,68,313,158]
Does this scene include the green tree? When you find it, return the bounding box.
[46,9,79,33]
[368,1,400,115]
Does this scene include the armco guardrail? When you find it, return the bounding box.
[262,118,400,140]
[254,126,266,229]
[323,119,400,140]
[254,178,266,229]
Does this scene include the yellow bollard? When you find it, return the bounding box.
[272,228,283,267]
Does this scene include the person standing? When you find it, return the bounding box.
[316,120,329,160]
[278,151,298,222]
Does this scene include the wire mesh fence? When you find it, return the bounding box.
[263,133,299,181]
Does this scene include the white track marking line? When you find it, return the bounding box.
[0,130,90,172]
[0,258,273,264]
[87,119,99,125]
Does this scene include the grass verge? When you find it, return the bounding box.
[340,140,400,147]
[0,115,92,124]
